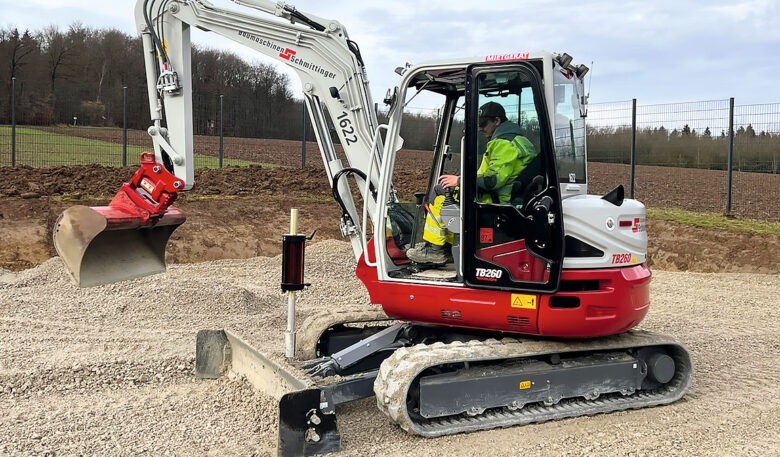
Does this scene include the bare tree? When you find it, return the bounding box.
[1,28,38,79]
[39,26,76,92]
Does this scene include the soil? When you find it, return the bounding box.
[1,159,779,274]
[1,146,779,455]
[1,242,779,456]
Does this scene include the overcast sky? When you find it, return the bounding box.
[2,0,779,108]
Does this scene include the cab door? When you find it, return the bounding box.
[462,62,564,292]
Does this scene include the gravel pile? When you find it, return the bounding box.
[1,240,779,456]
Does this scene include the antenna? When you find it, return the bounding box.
[587,60,594,98]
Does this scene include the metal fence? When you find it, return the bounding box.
[587,98,780,221]
[0,82,313,169]
[1,77,779,221]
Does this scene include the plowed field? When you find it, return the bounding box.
[1,139,780,455]
[1,147,779,273]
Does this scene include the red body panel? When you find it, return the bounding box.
[357,239,651,339]
[477,239,549,283]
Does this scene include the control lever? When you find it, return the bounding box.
[409,192,426,250]
[442,187,457,207]
[530,195,554,253]
[530,175,546,197]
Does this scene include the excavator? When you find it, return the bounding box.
[52,1,693,455]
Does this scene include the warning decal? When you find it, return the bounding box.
[511,294,537,310]
[479,227,493,244]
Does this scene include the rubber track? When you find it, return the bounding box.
[374,330,693,437]
[296,306,396,360]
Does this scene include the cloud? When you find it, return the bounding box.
[1,0,777,105]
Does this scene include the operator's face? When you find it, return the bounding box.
[479,117,499,138]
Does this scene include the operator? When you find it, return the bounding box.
[405,101,538,265]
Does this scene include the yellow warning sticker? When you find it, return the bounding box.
[511,294,537,310]
[140,178,155,194]
[519,380,531,390]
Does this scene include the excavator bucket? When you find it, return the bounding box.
[53,204,185,287]
[53,152,187,288]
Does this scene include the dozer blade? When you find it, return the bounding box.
[196,330,341,457]
[53,204,185,287]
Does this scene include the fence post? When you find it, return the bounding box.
[11,77,16,167]
[629,98,637,199]
[122,86,128,167]
[726,97,735,217]
[219,94,224,168]
[301,102,307,168]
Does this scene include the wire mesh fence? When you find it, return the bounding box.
[588,99,780,221]
[1,78,779,221]
[733,103,780,173]
[0,87,313,169]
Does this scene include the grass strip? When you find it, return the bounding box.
[648,207,780,236]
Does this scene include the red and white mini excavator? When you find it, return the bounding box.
[53,1,692,455]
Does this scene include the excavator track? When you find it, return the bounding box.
[374,330,692,437]
[296,306,396,360]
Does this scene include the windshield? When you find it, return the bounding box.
[553,65,587,185]
[475,70,542,155]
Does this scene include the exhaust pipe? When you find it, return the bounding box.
[53,153,186,287]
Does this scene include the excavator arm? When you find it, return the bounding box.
[138,0,383,251]
[54,0,388,287]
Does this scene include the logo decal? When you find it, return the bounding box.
[237,31,337,79]
[476,268,502,281]
[611,253,636,265]
[279,48,296,60]
[632,217,645,233]
[485,52,530,62]
[605,217,615,231]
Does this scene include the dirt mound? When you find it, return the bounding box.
[0,163,427,200]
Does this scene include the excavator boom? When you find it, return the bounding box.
[54,0,385,286]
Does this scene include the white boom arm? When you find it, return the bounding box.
[135,0,384,258]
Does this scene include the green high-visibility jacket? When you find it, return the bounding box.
[476,121,538,203]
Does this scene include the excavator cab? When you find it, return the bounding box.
[378,61,565,299]
[462,63,564,291]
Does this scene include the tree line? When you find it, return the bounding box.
[0,24,442,149]
[5,23,774,166]
[0,24,308,140]
[588,124,780,174]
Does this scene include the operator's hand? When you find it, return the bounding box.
[438,174,459,189]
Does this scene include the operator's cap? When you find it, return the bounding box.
[479,101,506,119]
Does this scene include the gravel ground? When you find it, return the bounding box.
[1,240,779,456]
